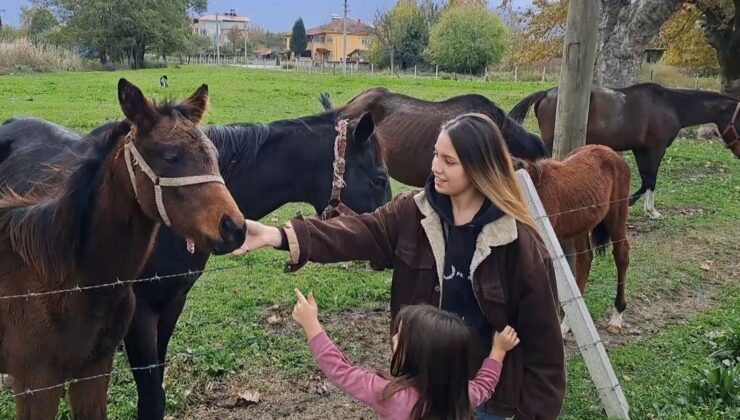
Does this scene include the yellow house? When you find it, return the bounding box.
[286,16,374,63]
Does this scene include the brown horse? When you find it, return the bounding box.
[321,87,547,187]
[515,145,631,334]
[0,79,245,419]
[509,83,740,219]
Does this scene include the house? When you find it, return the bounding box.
[192,9,249,46]
[286,15,374,63]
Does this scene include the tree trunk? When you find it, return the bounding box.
[696,0,740,99]
[594,0,682,88]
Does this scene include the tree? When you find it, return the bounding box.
[657,4,718,72]
[506,0,568,67]
[428,4,508,74]
[289,18,307,58]
[595,0,684,88]
[689,0,740,97]
[42,0,206,68]
[21,5,60,44]
[371,1,434,70]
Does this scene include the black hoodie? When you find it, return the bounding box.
[424,177,504,360]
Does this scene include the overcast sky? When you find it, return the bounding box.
[2,1,533,31]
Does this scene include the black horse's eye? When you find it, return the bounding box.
[373,176,387,188]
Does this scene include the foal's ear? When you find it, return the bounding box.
[181,84,209,124]
[118,78,157,133]
[352,112,375,145]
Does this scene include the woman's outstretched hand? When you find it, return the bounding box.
[231,220,283,256]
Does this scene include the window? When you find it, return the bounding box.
[362,37,370,45]
[326,36,333,43]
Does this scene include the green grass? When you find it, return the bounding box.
[0,66,738,419]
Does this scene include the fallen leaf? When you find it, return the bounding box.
[235,390,261,407]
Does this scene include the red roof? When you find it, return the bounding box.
[307,18,373,36]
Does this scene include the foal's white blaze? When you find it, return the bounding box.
[644,189,662,219]
[186,238,195,254]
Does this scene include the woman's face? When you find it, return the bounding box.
[431,130,471,197]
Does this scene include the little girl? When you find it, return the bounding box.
[292,288,520,420]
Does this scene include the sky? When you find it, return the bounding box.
[1,1,532,31]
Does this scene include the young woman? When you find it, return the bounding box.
[235,113,565,419]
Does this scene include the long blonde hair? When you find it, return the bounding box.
[441,112,537,228]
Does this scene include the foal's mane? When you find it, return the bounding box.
[0,100,198,283]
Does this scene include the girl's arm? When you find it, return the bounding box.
[292,289,401,416]
[468,357,503,406]
[309,331,396,415]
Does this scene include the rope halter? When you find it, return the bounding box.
[123,131,225,227]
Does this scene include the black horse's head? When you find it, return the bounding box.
[336,111,392,214]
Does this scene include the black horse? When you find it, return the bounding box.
[0,108,391,419]
[509,83,740,218]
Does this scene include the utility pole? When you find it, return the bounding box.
[342,0,348,75]
[0,9,6,31]
[216,13,220,65]
[244,20,248,64]
[552,0,599,160]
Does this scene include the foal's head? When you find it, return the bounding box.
[117,79,245,254]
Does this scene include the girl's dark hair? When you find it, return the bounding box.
[383,304,478,420]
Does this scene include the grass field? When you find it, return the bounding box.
[0,66,738,419]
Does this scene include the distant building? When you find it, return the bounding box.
[192,9,249,46]
[286,15,375,63]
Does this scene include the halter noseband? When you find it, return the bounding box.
[124,131,225,227]
[319,119,358,220]
[721,102,740,150]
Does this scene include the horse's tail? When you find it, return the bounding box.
[591,221,610,256]
[509,90,549,124]
[319,92,334,111]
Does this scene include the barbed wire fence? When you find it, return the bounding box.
[0,189,640,416]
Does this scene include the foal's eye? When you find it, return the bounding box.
[162,154,179,164]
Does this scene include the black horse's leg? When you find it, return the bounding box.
[629,150,650,206]
[155,295,189,385]
[124,304,166,420]
[643,146,668,219]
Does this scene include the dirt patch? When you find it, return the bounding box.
[180,223,738,419]
[179,308,390,420]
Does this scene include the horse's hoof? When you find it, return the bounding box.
[648,211,663,220]
[1,374,13,389]
[606,324,622,334]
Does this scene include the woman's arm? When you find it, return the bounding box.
[235,191,416,271]
[514,229,566,419]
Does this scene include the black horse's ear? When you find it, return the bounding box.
[118,78,157,134]
[352,112,375,144]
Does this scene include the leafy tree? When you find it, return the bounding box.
[428,3,508,74]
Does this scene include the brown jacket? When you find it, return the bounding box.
[283,190,565,419]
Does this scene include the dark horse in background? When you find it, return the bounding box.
[0,109,390,419]
[320,87,548,187]
[509,83,740,219]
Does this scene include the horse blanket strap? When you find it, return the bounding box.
[124,132,225,227]
[320,119,358,220]
[721,102,740,149]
